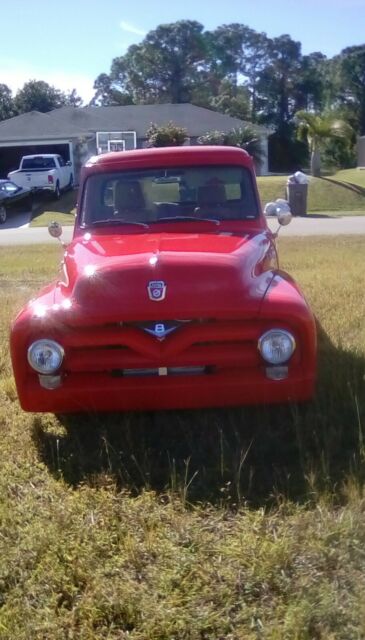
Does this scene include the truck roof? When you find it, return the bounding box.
[85,146,253,172]
[21,154,59,159]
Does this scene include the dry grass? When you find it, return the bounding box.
[0,237,365,638]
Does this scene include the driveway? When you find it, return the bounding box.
[271,214,365,236]
[0,209,32,230]
[0,215,365,245]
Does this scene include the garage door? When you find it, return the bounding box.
[0,143,71,179]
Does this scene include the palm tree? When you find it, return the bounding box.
[198,125,264,167]
[226,126,265,166]
[295,111,353,177]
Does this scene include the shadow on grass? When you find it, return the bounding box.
[31,188,77,221]
[319,176,365,197]
[32,327,365,506]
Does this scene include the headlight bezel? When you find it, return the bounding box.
[258,329,296,365]
[27,339,64,374]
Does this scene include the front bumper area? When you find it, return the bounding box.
[18,368,315,413]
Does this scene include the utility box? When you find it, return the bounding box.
[286,182,308,216]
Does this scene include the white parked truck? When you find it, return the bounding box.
[8,154,73,199]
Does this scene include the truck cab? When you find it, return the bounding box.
[10,146,316,412]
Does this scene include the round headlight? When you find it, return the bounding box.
[27,339,64,374]
[258,329,295,365]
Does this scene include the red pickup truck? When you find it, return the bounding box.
[10,146,316,412]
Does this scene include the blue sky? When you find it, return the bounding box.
[1,0,364,102]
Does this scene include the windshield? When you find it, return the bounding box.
[81,165,259,227]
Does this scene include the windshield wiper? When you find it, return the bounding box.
[154,216,221,226]
[90,218,149,228]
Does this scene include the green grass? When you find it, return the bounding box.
[0,238,365,638]
[333,168,365,189]
[27,177,365,229]
[30,189,77,227]
[257,175,365,214]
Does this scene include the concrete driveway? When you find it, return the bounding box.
[0,208,32,230]
[0,215,364,246]
[270,214,365,236]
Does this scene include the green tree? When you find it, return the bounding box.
[296,110,353,176]
[209,80,251,121]
[0,84,15,121]
[256,35,302,129]
[64,89,83,107]
[109,21,206,104]
[205,24,270,120]
[332,45,365,135]
[146,122,188,147]
[293,52,327,112]
[90,73,134,106]
[15,80,65,113]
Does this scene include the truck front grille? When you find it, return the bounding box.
[58,319,268,377]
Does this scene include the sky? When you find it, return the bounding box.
[1,0,364,103]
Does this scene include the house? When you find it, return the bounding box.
[0,104,270,181]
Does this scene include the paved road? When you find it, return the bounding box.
[0,215,365,245]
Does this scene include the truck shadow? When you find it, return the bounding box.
[0,209,32,229]
[32,325,365,507]
[30,189,77,222]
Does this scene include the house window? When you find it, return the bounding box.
[96,131,137,154]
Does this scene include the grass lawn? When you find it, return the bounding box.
[0,238,365,638]
[333,168,365,188]
[28,176,365,229]
[30,189,77,227]
[257,175,365,214]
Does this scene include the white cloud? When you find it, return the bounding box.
[0,61,95,103]
[119,20,146,37]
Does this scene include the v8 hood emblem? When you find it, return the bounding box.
[147,280,166,301]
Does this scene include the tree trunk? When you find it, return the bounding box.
[311,148,321,177]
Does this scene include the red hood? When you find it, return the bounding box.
[58,231,274,323]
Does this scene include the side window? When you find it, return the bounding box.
[58,156,65,167]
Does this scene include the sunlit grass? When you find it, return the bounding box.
[333,168,365,188]
[27,175,365,231]
[29,189,77,227]
[257,175,365,213]
[0,238,364,638]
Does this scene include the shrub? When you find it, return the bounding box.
[197,130,226,145]
[198,125,264,165]
[146,122,188,147]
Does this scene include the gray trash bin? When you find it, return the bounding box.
[286,183,308,216]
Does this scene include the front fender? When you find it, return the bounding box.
[259,271,317,374]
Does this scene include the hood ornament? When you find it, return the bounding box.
[147,280,166,301]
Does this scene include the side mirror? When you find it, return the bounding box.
[277,208,292,226]
[264,200,292,237]
[65,160,72,167]
[49,220,68,247]
[48,221,63,238]
[264,201,292,224]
